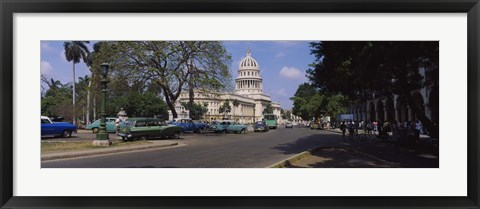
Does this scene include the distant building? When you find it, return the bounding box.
[169,49,281,123]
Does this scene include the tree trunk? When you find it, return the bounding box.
[405,92,437,139]
[165,94,178,119]
[93,96,97,120]
[86,80,91,124]
[72,62,76,125]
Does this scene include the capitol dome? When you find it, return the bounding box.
[239,49,259,69]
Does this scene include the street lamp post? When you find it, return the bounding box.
[93,63,112,147]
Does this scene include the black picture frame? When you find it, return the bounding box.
[1,0,479,208]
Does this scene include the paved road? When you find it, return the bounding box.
[42,127,338,168]
[42,127,439,168]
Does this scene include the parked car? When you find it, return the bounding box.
[253,121,269,132]
[117,118,183,141]
[85,117,116,133]
[169,118,207,133]
[211,120,247,134]
[41,116,77,138]
[285,121,293,128]
[310,121,321,129]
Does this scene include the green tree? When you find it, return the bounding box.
[99,41,231,119]
[308,41,438,136]
[262,103,273,114]
[63,41,90,124]
[41,79,73,119]
[232,99,240,120]
[84,42,105,124]
[219,99,232,119]
[182,102,208,120]
[290,83,317,120]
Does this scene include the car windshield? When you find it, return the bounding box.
[255,121,263,125]
[264,115,276,120]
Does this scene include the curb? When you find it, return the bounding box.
[268,147,324,168]
[268,146,399,168]
[41,142,179,161]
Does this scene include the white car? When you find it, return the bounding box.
[285,121,293,128]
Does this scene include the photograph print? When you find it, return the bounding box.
[40,41,439,168]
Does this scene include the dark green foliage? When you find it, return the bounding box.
[262,103,273,114]
[182,102,208,120]
[308,41,438,136]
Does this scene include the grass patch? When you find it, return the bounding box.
[41,140,152,154]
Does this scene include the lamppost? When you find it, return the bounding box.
[253,107,256,124]
[93,63,112,147]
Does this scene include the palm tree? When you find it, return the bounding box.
[84,42,103,124]
[63,41,90,124]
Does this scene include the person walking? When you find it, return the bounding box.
[340,121,346,139]
[115,108,128,134]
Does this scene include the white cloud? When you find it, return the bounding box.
[275,52,286,59]
[40,61,54,75]
[273,88,289,98]
[41,42,53,52]
[279,66,305,80]
[60,50,68,63]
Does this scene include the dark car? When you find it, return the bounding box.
[117,118,183,141]
[253,121,269,132]
[41,116,77,138]
[169,118,207,133]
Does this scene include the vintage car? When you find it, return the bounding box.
[85,117,116,133]
[285,121,294,128]
[169,118,207,133]
[253,121,269,132]
[210,120,247,134]
[310,121,321,129]
[41,116,77,138]
[117,118,183,141]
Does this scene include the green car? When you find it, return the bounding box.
[117,118,183,141]
[85,118,116,133]
[211,120,247,134]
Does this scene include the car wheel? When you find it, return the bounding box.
[62,130,72,138]
[172,131,181,139]
[240,129,246,134]
[197,128,203,134]
[121,137,127,142]
[92,128,99,134]
[140,136,148,141]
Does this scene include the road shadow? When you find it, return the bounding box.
[273,131,439,168]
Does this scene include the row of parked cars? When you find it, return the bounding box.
[42,115,289,141]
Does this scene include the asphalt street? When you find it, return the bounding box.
[42,126,340,168]
[41,126,439,168]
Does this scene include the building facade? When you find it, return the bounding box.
[170,49,282,123]
[346,68,438,126]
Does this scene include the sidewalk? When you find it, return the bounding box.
[41,140,180,161]
[271,128,439,168]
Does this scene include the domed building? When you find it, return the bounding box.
[172,49,282,124]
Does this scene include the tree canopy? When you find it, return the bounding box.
[307,41,438,136]
[96,41,232,119]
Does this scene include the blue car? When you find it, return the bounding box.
[254,121,269,132]
[169,118,207,133]
[41,116,77,138]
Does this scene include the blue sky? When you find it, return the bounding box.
[41,41,315,109]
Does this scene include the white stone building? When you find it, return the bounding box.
[170,49,282,123]
[346,67,438,126]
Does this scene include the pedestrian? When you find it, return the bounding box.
[115,108,128,134]
[340,122,346,139]
[415,120,423,135]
